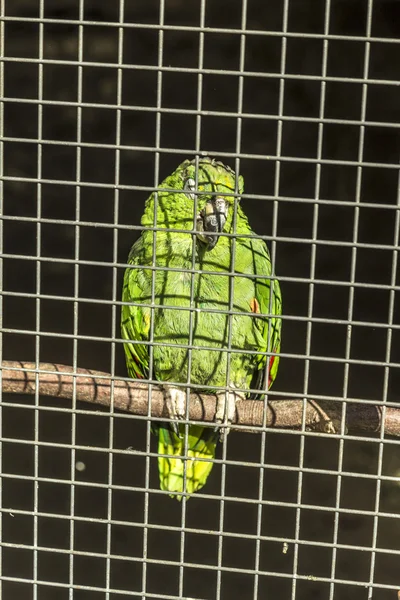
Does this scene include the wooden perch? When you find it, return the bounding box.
[1,361,400,436]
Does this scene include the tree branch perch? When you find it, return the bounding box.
[1,361,400,436]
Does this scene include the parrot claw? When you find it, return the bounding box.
[170,421,181,437]
[163,385,187,438]
[215,386,242,442]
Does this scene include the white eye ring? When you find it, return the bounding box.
[184,177,196,200]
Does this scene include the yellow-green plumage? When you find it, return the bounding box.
[157,424,217,496]
[121,158,282,499]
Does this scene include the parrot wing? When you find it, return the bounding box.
[121,240,151,380]
[248,236,282,392]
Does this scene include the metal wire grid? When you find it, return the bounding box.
[0,0,400,598]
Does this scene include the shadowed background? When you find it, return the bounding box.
[2,0,400,598]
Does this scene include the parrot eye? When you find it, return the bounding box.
[184,177,196,200]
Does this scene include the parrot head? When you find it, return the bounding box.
[180,157,244,250]
[146,157,244,251]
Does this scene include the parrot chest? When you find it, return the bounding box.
[149,250,265,387]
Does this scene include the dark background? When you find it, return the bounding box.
[2,0,400,598]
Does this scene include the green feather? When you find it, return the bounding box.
[157,424,217,500]
[121,157,282,498]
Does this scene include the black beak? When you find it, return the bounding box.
[196,197,228,250]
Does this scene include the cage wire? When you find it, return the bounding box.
[0,0,400,599]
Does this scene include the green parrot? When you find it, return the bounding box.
[121,157,282,499]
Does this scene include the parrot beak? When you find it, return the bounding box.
[196,197,228,250]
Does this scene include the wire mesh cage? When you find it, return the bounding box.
[1,0,400,599]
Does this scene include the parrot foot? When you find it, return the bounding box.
[162,385,187,438]
[215,386,243,442]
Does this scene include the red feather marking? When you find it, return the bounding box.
[127,347,146,379]
[267,353,277,388]
[250,298,260,313]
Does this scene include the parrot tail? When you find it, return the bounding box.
[157,424,217,500]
